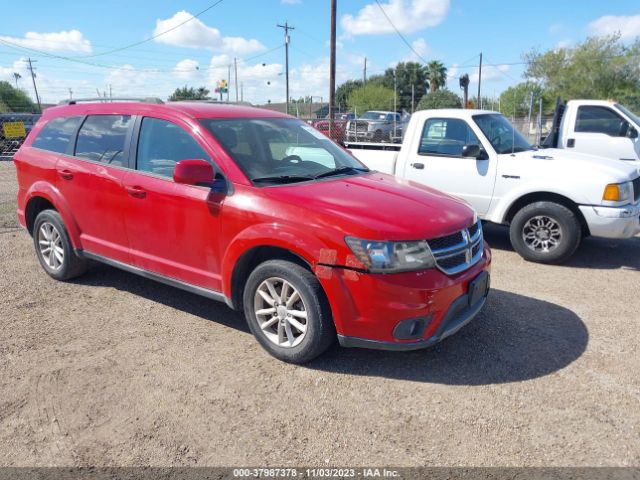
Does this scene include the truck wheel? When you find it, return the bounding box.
[509,202,581,264]
[33,209,88,281]
[243,260,335,364]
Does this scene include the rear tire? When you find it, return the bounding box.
[509,201,581,264]
[33,210,88,281]
[243,260,335,363]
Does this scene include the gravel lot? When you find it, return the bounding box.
[0,160,639,467]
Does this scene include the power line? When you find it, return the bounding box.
[374,0,428,64]
[76,0,226,58]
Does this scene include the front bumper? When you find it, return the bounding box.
[579,202,640,238]
[317,243,492,349]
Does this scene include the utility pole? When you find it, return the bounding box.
[241,81,244,102]
[227,65,231,102]
[459,74,469,108]
[411,84,415,113]
[277,21,295,114]
[26,58,41,113]
[477,52,483,109]
[363,57,367,85]
[328,0,337,138]
[68,88,73,100]
[234,57,239,103]
[109,84,113,101]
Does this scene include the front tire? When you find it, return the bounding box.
[33,210,88,281]
[509,201,581,264]
[243,260,335,363]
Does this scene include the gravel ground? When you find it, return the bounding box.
[0,160,639,467]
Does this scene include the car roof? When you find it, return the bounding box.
[42,101,291,120]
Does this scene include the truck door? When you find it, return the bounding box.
[565,105,639,162]
[402,117,497,214]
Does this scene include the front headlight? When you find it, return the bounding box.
[603,181,633,203]
[345,237,436,273]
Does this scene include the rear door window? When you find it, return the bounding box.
[32,116,83,154]
[136,117,211,178]
[75,115,133,166]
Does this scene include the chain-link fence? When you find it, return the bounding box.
[0,113,40,160]
[0,161,19,232]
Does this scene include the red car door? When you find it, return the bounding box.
[54,114,134,263]
[123,116,223,292]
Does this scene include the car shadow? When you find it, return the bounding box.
[482,222,640,271]
[78,263,588,386]
[75,262,250,334]
[307,289,588,385]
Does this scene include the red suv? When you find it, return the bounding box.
[14,100,491,363]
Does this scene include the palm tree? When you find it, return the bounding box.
[425,61,447,93]
[13,72,21,89]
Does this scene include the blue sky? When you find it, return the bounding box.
[1,0,639,106]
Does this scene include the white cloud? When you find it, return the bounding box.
[402,38,430,62]
[281,0,301,4]
[173,59,201,80]
[341,0,449,37]
[153,11,265,55]
[588,14,640,41]
[548,23,563,34]
[555,39,572,49]
[0,29,92,53]
[470,64,510,83]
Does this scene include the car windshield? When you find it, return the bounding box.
[360,112,387,120]
[615,103,640,128]
[199,117,368,184]
[472,113,534,154]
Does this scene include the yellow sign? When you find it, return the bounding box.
[2,121,27,139]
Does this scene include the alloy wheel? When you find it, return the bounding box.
[522,215,563,253]
[37,221,64,271]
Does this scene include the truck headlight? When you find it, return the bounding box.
[345,237,436,273]
[603,181,633,203]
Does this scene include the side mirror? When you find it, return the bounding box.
[462,144,481,158]
[173,159,214,186]
[627,126,638,139]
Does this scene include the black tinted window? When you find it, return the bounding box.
[75,115,132,165]
[576,106,625,136]
[137,118,211,178]
[32,116,82,154]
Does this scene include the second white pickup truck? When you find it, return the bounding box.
[347,109,640,263]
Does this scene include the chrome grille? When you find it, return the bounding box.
[427,220,484,275]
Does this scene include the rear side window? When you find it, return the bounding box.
[575,106,625,136]
[32,116,83,154]
[137,117,211,178]
[75,115,133,166]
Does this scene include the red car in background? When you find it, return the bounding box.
[14,100,490,363]
[310,112,356,144]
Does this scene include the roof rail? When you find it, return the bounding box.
[168,99,253,106]
[58,97,164,105]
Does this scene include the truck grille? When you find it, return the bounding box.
[633,176,640,202]
[348,121,369,133]
[427,220,484,275]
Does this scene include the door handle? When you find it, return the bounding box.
[58,169,74,180]
[125,186,146,199]
[567,138,575,148]
[411,163,425,169]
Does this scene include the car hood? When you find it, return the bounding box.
[262,172,475,241]
[508,148,640,182]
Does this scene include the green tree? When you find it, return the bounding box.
[380,62,429,111]
[425,60,448,93]
[347,84,395,113]
[498,82,552,117]
[335,79,363,110]
[0,81,37,112]
[524,34,640,110]
[416,89,462,110]
[168,86,210,101]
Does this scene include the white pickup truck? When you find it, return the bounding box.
[542,99,640,163]
[347,109,640,263]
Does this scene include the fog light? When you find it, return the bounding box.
[393,316,432,340]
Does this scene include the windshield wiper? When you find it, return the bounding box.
[313,166,369,179]
[251,175,315,184]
